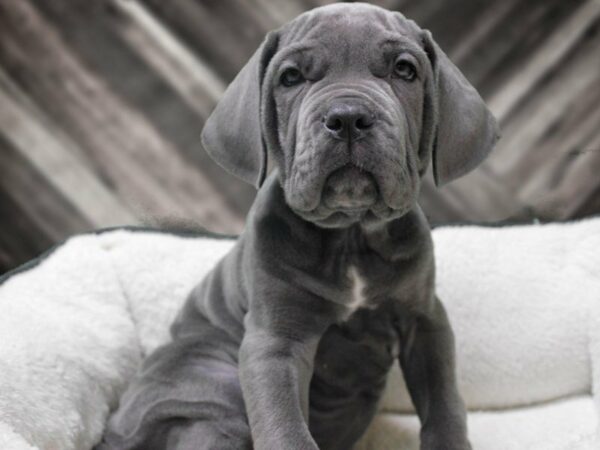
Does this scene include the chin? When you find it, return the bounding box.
[310,210,368,229]
[292,203,412,229]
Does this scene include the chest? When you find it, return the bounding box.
[309,241,433,331]
[346,265,369,314]
[300,237,419,322]
[304,254,400,324]
[273,215,434,321]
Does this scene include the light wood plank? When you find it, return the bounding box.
[113,0,225,117]
[0,0,244,232]
[488,0,600,121]
[0,70,138,228]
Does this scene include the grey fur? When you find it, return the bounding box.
[97,4,498,450]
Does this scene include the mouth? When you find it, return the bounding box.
[289,164,407,227]
[321,165,378,211]
[303,208,393,229]
[285,146,415,227]
[336,206,369,215]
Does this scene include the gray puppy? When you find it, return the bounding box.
[97,3,498,450]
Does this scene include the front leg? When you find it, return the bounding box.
[239,293,338,449]
[398,296,471,450]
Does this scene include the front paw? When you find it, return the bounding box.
[420,429,472,450]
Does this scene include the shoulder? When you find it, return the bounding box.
[245,171,321,258]
[363,206,433,263]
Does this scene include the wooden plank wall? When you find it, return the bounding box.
[0,0,599,273]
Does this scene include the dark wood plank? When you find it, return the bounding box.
[0,189,56,274]
[0,133,94,274]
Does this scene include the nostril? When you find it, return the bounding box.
[355,115,374,130]
[324,183,336,196]
[325,116,343,132]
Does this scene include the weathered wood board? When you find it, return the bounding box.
[0,0,598,272]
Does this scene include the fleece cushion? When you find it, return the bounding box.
[0,218,599,450]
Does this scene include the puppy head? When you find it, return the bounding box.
[202,3,499,228]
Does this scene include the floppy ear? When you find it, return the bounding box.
[421,30,500,186]
[201,32,279,188]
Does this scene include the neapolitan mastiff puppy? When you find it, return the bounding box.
[97,3,499,450]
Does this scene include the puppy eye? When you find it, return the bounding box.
[280,68,305,87]
[393,59,417,81]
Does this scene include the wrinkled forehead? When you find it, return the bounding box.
[278,4,423,65]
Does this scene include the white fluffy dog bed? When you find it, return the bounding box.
[1,218,599,450]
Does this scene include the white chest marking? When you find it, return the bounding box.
[347,266,368,313]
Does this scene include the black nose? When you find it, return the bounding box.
[323,102,375,141]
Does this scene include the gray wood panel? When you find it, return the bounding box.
[0,0,598,273]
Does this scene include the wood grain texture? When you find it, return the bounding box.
[0,0,598,273]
